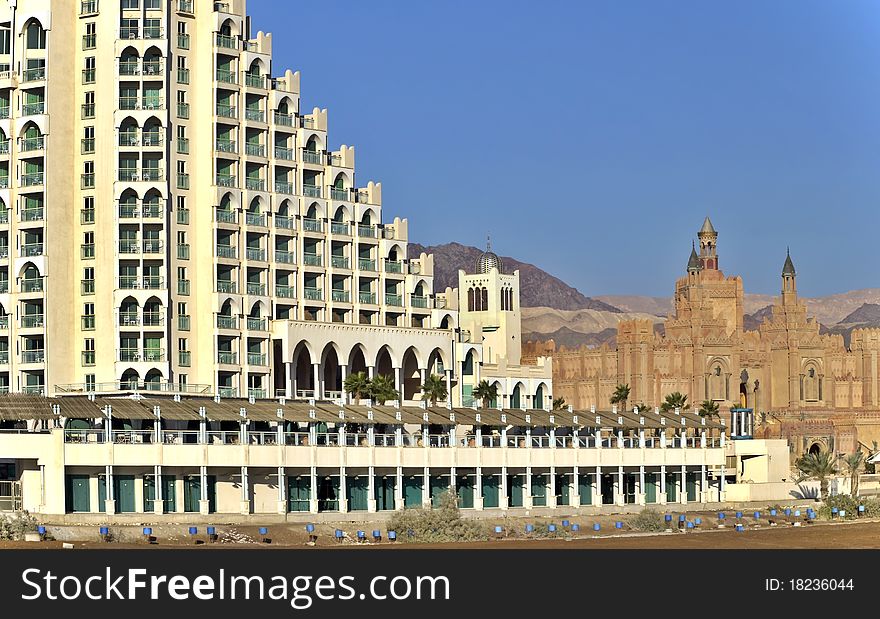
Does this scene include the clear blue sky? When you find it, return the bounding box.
[249,0,880,297]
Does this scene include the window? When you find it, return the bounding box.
[82,126,95,154]
[145,0,161,8]
[85,374,96,392]
[83,22,96,50]
[82,303,95,330]
[83,57,96,83]
[26,21,46,49]
[0,27,10,54]
[122,0,139,8]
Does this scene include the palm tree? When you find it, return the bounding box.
[610,384,630,411]
[472,380,499,409]
[369,374,399,405]
[633,403,652,414]
[842,451,865,498]
[552,396,567,411]
[343,371,371,402]
[420,374,448,406]
[698,399,720,419]
[661,391,688,413]
[795,449,837,501]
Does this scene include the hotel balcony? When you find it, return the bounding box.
[247,352,267,366]
[246,247,266,262]
[21,172,44,188]
[275,284,296,299]
[216,104,237,119]
[21,207,44,223]
[20,278,44,293]
[302,151,323,165]
[119,130,164,148]
[178,314,191,331]
[358,224,378,239]
[385,293,403,307]
[275,181,295,195]
[247,317,267,331]
[21,314,44,328]
[22,67,46,83]
[244,108,266,122]
[330,221,350,236]
[245,74,266,89]
[119,60,164,78]
[358,291,376,305]
[245,178,266,191]
[303,185,322,198]
[119,202,163,219]
[19,136,45,153]
[245,143,266,158]
[142,240,163,254]
[118,169,164,183]
[304,287,322,302]
[217,352,238,365]
[245,212,267,227]
[275,250,295,264]
[246,282,266,296]
[216,315,238,330]
[275,214,295,230]
[119,349,166,363]
[215,33,239,50]
[216,138,237,154]
[302,218,322,233]
[330,187,349,201]
[331,290,350,303]
[384,259,403,274]
[120,26,165,40]
[216,173,237,188]
[118,276,164,290]
[357,258,377,272]
[330,256,349,269]
[20,244,44,258]
[216,281,237,294]
[303,254,322,267]
[274,146,295,161]
[410,294,429,309]
[216,69,237,85]
[22,101,45,115]
[273,112,295,127]
[21,350,45,364]
[179,351,191,366]
[216,245,236,259]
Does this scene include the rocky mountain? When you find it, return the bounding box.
[407,242,620,312]
[520,307,661,350]
[838,303,880,326]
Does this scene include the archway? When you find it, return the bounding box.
[321,344,341,400]
[293,342,314,398]
[401,347,421,402]
[375,346,393,381]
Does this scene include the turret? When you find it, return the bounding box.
[697,216,718,270]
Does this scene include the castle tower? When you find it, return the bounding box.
[782,247,797,304]
[697,216,718,270]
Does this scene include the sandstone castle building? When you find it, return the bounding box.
[540,218,880,458]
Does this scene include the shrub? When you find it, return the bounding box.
[0,511,39,541]
[817,495,880,520]
[386,491,486,544]
[628,508,665,532]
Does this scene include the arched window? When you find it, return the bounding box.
[467,287,474,312]
[803,365,820,401]
[26,21,46,50]
[481,287,489,311]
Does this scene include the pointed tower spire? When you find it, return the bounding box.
[686,241,701,273]
[781,247,797,300]
[782,246,796,276]
[697,216,719,270]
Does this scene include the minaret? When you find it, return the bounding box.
[781,247,797,305]
[697,216,718,270]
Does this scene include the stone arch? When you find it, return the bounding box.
[18,120,43,140]
[320,342,342,400]
[144,369,163,389]
[23,18,46,49]
[439,313,455,329]
[427,347,449,375]
[707,357,730,401]
[18,262,41,280]
[305,201,323,220]
[247,58,268,75]
[375,345,395,379]
[802,360,822,402]
[219,18,239,38]
[332,171,351,188]
[412,278,428,296]
[248,195,263,213]
[248,300,267,317]
[219,191,237,211]
[332,205,349,221]
[218,297,239,317]
[277,198,292,216]
[277,96,294,115]
[534,382,548,410]
[292,340,316,398]
[401,347,422,402]
[120,369,140,388]
[511,382,525,409]
[360,209,377,225]
[348,344,368,375]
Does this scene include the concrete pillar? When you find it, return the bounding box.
[500,466,508,510]
[339,467,348,513]
[680,464,687,505]
[593,466,602,507]
[394,367,402,399]
[719,464,726,502]
[660,464,667,505]
[474,467,483,510]
[571,465,580,507]
[524,466,533,509]
[277,466,287,514]
[284,361,292,398]
[422,466,430,508]
[445,369,453,406]
[367,465,377,513]
[701,464,708,503]
[395,466,403,511]
[639,465,646,505]
[340,364,348,403]
[548,466,557,508]
[104,465,115,515]
[153,464,164,515]
[367,365,375,380]
[199,465,210,515]
[240,466,250,514]
[616,466,624,506]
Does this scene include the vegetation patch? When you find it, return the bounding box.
[386,492,487,543]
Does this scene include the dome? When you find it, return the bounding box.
[477,251,503,274]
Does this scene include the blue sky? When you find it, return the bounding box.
[249,0,880,297]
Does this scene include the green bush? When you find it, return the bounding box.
[386,491,487,544]
[628,508,665,532]
[817,495,880,520]
[0,511,39,540]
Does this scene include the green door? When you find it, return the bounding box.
[403,475,422,507]
[686,472,698,502]
[531,474,547,506]
[346,476,369,511]
[456,474,474,509]
[508,474,523,507]
[666,472,677,502]
[555,474,570,506]
[114,475,135,513]
[481,474,499,508]
[98,475,106,509]
[645,472,658,503]
[65,474,90,513]
[144,475,177,512]
[578,473,592,505]
[287,475,311,512]
[374,476,395,511]
[430,475,447,507]
[184,475,216,513]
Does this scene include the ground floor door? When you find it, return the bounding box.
[184,475,216,513]
[601,473,615,504]
[481,474,499,508]
[346,476,369,511]
[287,475,310,512]
[507,474,524,507]
[686,471,698,502]
[403,475,422,508]
[374,476,395,511]
[645,472,658,503]
[624,473,637,504]
[531,474,547,507]
[666,472,677,502]
[429,475,448,507]
[456,474,474,508]
[317,477,340,512]
[578,473,592,506]
[65,474,90,513]
[114,475,135,513]
[555,473,570,506]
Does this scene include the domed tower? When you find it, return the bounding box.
[697,216,718,270]
[476,238,503,274]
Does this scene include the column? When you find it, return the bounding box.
[524,466,533,509]
[199,465,210,515]
[616,465,624,506]
[458,361,464,405]
[277,466,287,514]
[240,465,250,514]
[548,466,557,508]
[284,361,292,398]
[395,466,404,511]
[105,465,115,515]
[719,464,726,501]
[660,464,667,505]
[680,464,687,505]
[571,465,580,508]
[312,363,320,400]
[474,467,484,510]
[153,464,164,515]
[339,466,348,513]
[394,367,402,400]
[367,365,375,380]
[419,367,427,387]
[701,464,707,503]
[445,369,453,406]
[422,466,430,508]
[593,465,602,507]
[367,465,377,513]
[500,466,508,510]
[340,365,348,404]
[639,465,646,506]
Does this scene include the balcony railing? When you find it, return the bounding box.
[303,254,322,267]
[330,187,349,201]
[216,280,236,293]
[177,279,190,295]
[179,351,191,366]
[244,108,265,122]
[304,287,322,301]
[22,350,45,364]
[358,291,376,304]
[82,104,95,119]
[216,245,236,259]
[81,0,99,15]
[177,173,190,189]
[21,244,43,257]
[177,103,190,118]
[302,151,322,165]
[215,208,237,223]
[215,33,238,49]
[410,294,429,308]
[21,172,44,187]
[218,387,238,398]
[119,276,164,290]
[275,284,295,299]
[20,137,45,152]
[385,293,403,306]
[81,244,95,259]
[358,258,377,272]
[22,68,45,82]
[119,240,140,254]
[82,316,96,330]
[274,146,294,160]
[21,208,44,222]
[216,103,237,119]
[245,142,265,157]
[245,74,266,89]
[245,177,265,191]
[83,34,97,49]
[177,244,190,260]
[247,352,266,365]
[178,0,194,13]
[275,249,295,264]
[81,138,95,154]
[177,68,190,84]
[358,224,377,238]
[178,314,190,331]
[216,173,236,187]
[119,313,139,326]
[274,181,294,194]
[143,312,163,327]
[83,68,96,84]
[216,69,237,84]
[142,239,162,253]
[177,33,190,49]
[275,214,295,230]
[81,174,95,189]
[331,290,350,303]
[119,169,164,182]
[246,247,266,261]
[217,352,237,364]
[303,218,322,233]
[82,279,95,295]
[385,260,403,273]
[247,317,266,331]
[246,282,266,296]
[216,314,237,329]
[21,314,44,328]
[331,256,349,269]
[20,278,43,292]
[216,138,237,153]
[274,112,295,127]
[330,221,350,235]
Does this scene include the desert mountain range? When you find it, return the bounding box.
[409,243,880,350]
